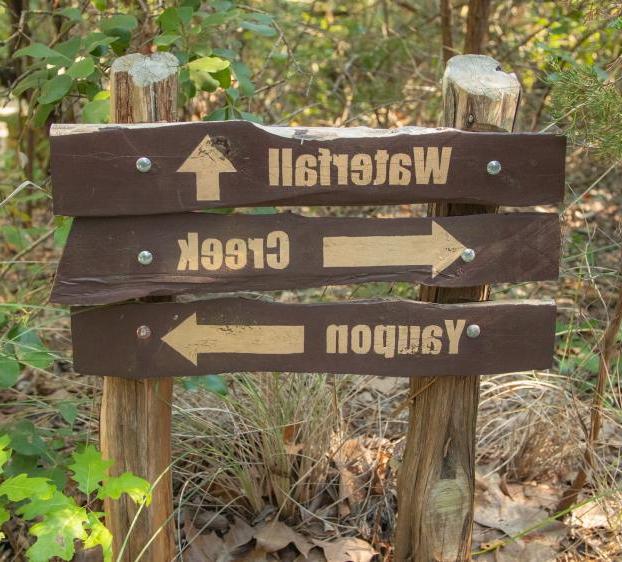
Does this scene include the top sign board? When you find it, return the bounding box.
[50,121,566,216]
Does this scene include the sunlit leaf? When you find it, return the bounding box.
[98,472,151,504]
[69,445,113,494]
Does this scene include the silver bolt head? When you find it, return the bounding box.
[461,248,476,263]
[136,157,152,173]
[136,325,152,339]
[137,250,153,265]
[487,160,502,175]
[466,324,481,338]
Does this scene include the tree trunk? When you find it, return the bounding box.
[101,52,178,562]
[395,54,520,562]
[440,0,454,64]
[464,0,491,54]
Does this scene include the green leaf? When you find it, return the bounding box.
[27,506,88,562]
[158,7,193,32]
[49,37,81,65]
[33,103,55,127]
[58,7,82,21]
[188,56,230,73]
[0,352,20,389]
[69,445,113,495]
[83,32,116,54]
[232,62,255,96]
[13,328,54,371]
[240,21,277,37]
[100,14,138,33]
[204,107,228,121]
[82,98,109,124]
[239,111,263,124]
[153,34,180,47]
[98,472,151,504]
[248,206,276,215]
[202,12,229,26]
[17,490,74,520]
[58,401,78,425]
[53,216,73,247]
[0,434,11,473]
[181,374,228,395]
[66,58,95,79]
[39,75,73,104]
[0,474,54,502]
[14,43,68,60]
[212,67,232,88]
[0,505,9,526]
[92,0,107,10]
[84,513,113,562]
[12,70,50,97]
[5,420,48,457]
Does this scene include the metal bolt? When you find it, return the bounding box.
[136,157,152,173]
[136,325,152,339]
[137,250,153,265]
[461,248,476,263]
[487,160,502,175]
[466,324,481,338]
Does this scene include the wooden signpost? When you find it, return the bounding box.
[50,121,564,214]
[49,53,565,561]
[51,212,560,304]
[71,297,556,378]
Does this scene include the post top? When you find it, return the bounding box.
[111,52,179,87]
[444,55,520,99]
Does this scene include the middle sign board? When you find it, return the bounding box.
[51,212,560,304]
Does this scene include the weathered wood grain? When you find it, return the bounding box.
[51,212,560,305]
[50,121,565,216]
[100,53,176,562]
[395,54,523,561]
[71,297,556,379]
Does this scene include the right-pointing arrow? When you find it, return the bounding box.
[322,221,467,277]
[161,313,305,365]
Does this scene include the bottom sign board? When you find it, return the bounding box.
[71,298,556,378]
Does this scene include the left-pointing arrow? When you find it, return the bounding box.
[161,313,305,365]
[177,134,237,201]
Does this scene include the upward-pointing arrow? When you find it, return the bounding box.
[177,134,237,201]
[322,221,467,278]
[161,313,305,366]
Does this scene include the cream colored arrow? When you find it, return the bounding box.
[162,313,305,365]
[177,134,237,201]
[322,221,467,278]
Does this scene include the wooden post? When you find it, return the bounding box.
[100,52,178,562]
[395,55,521,561]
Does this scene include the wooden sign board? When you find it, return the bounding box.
[71,297,556,379]
[50,121,566,216]
[52,212,560,305]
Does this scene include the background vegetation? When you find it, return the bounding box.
[0,0,621,560]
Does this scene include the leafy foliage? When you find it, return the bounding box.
[0,439,150,561]
[549,64,622,162]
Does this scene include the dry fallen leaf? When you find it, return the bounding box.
[314,537,377,562]
[254,520,313,557]
[474,474,550,536]
[225,516,255,550]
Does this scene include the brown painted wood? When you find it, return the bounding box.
[395,55,523,561]
[51,212,560,305]
[50,121,565,216]
[71,297,556,379]
[100,53,176,562]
